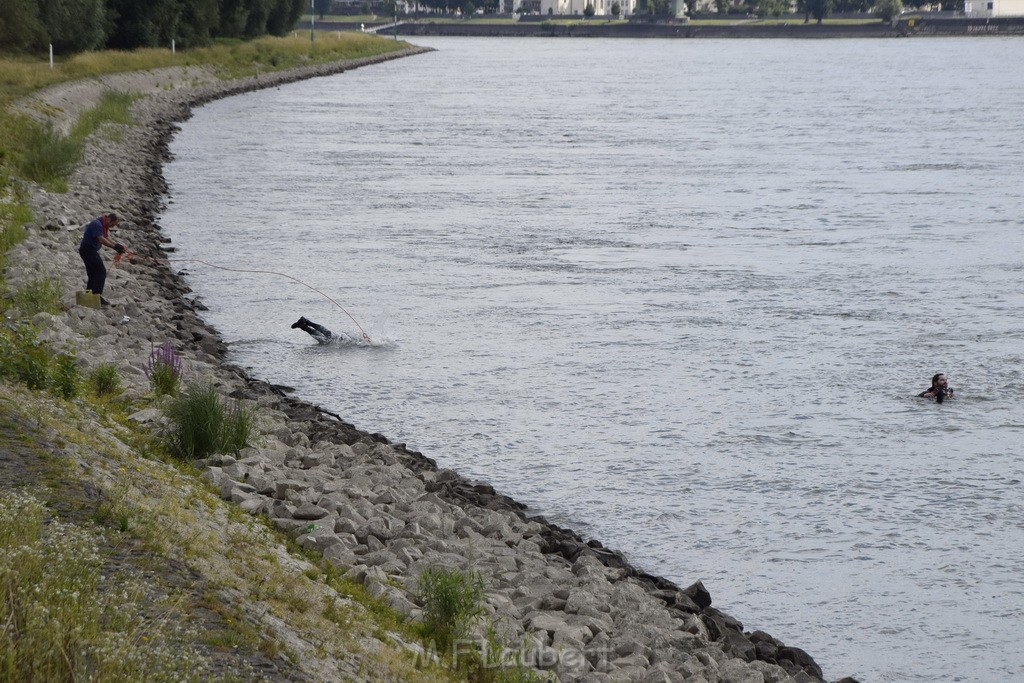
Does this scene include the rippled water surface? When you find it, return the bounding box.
[162,37,1024,681]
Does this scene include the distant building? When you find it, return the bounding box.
[539,0,639,16]
[963,0,1024,15]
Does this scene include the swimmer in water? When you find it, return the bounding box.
[291,316,336,344]
[919,373,954,403]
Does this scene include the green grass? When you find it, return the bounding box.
[146,342,184,397]
[0,34,408,101]
[688,17,884,24]
[2,89,139,190]
[71,89,138,139]
[88,363,123,398]
[15,121,80,188]
[50,347,81,400]
[0,170,33,300]
[417,566,486,657]
[413,17,523,24]
[0,489,206,681]
[148,362,180,396]
[303,14,390,23]
[0,324,50,390]
[0,194,31,278]
[10,276,62,316]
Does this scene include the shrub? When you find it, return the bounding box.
[220,400,258,454]
[417,566,486,657]
[12,276,62,316]
[875,0,903,22]
[145,341,182,396]
[0,324,49,390]
[18,121,80,189]
[164,382,257,460]
[51,347,81,400]
[70,91,137,143]
[88,363,122,397]
[0,196,30,257]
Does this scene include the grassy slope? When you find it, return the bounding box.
[0,383,456,681]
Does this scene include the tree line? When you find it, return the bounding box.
[0,0,309,54]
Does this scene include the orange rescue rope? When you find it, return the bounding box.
[115,251,372,344]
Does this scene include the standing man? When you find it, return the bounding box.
[78,212,126,306]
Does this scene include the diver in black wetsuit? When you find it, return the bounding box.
[291,316,335,344]
[919,373,954,403]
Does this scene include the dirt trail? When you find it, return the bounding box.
[15,66,218,134]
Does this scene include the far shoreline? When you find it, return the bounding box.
[302,15,1024,39]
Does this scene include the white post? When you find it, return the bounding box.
[49,44,54,69]
[171,39,176,54]
[311,0,316,47]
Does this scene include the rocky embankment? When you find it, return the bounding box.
[11,48,853,682]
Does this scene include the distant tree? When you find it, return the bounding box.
[314,0,333,17]
[584,2,596,14]
[714,0,728,13]
[805,0,832,22]
[242,0,273,38]
[463,0,476,13]
[267,0,305,34]
[175,0,219,47]
[105,0,181,48]
[756,0,789,16]
[874,0,901,20]
[648,0,673,13]
[218,0,248,36]
[36,0,110,52]
[0,0,44,51]
[611,0,621,15]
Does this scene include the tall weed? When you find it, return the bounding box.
[0,191,31,307]
[0,324,49,389]
[12,276,62,315]
[146,341,183,396]
[164,382,257,459]
[51,347,81,400]
[0,195,30,255]
[87,363,122,398]
[417,566,486,657]
[18,121,79,188]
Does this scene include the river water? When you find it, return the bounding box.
[162,37,1024,681]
